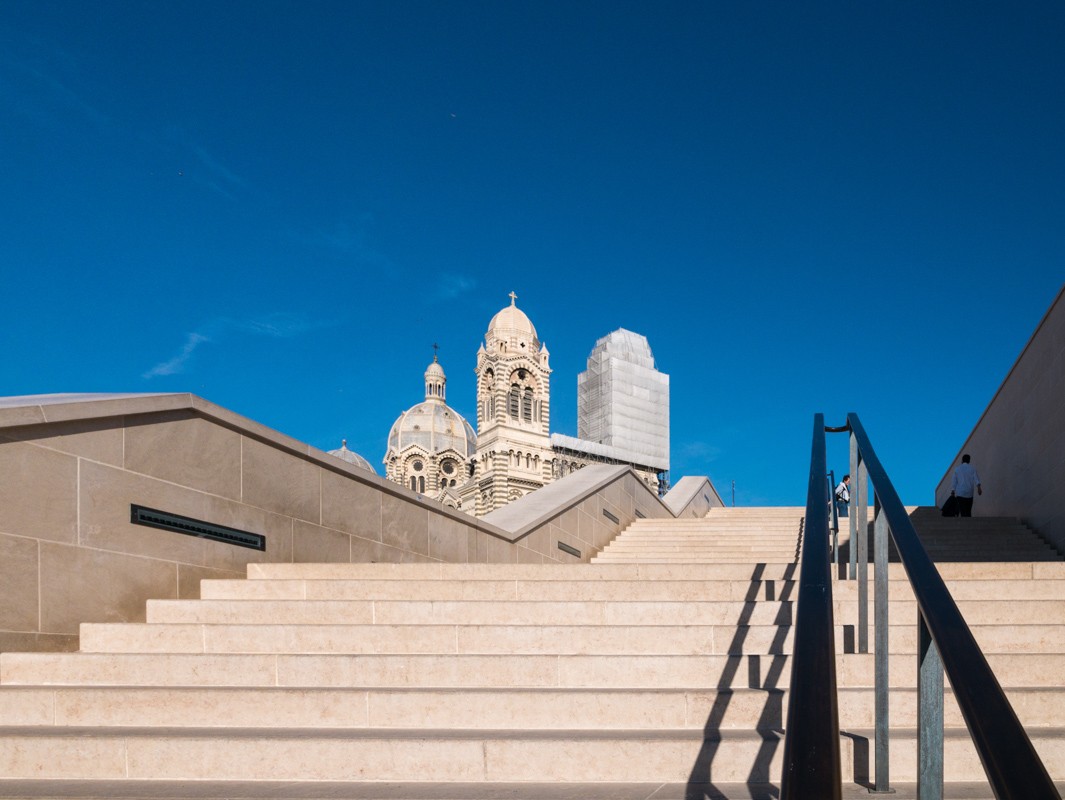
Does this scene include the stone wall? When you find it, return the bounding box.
[0,394,719,653]
[935,284,1065,552]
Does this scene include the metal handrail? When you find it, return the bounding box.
[780,414,842,799]
[846,413,1059,799]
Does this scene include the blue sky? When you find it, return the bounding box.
[2,1,1063,506]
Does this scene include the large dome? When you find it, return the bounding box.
[486,292,540,351]
[387,402,476,458]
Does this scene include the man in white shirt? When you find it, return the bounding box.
[951,454,982,517]
[834,474,851,517]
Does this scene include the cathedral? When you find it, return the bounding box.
[336,293,669,517]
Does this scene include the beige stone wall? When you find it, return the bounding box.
[0,395,718,654]
[0,396,541,654]
[484,466,677,564]
[934,285,1065,553]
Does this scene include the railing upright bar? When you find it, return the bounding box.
[873,495,892,793]
[857,455,869,653]
[828,470,840,565]
[847,413,1059,800]
[780,414,842,800]
[848,432,858,580]
[918,615,944,800]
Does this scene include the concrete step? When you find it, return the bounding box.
[75,620,1065,657]
[591,556,799,564]
[5,650,1064,690]
[1,652,806,689]
[142,599,796,626]
[79,622,800,656]
[4,684,1064,730]
[0,725,1061,783]
[833,599,1065,624]
[246,562,802,581]
[199,578,800,602]
[832,578,1065,601]
[0,780,1053,800]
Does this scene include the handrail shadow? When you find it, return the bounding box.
[684,553,799,798]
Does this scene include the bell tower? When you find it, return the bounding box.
[468,292,552,514]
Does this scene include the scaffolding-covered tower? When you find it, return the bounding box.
[576,329,669,476]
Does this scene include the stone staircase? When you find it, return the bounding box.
[0,509,1062,798]
[592,506,804,563]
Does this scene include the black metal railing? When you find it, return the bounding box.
[780,414,842,799]
[782,413,1060,799]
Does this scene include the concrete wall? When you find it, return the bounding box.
[662,476,726,517]
[935,284,1065,552]
[0,394,718,654]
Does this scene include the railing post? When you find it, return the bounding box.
[856,455,869,654]
[827,470,839,565]
[873,496,893,793]
[849,432,858,580]
[918,615,944,800]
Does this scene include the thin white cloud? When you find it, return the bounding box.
[142,313,333,380]
[437,274,477,300]
[142,333,210,379]
[191,145,245,189]
[2,39,111,133]
[285,216,393,273]
[680,441,723,461]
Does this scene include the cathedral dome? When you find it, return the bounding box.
[387,402,477,458]
[486,292,540,351]
[327,440,377,474]
[387,355,477,461]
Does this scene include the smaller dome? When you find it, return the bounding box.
[328,440,377,474]
[486,291,540,350]
[425,359,445,379]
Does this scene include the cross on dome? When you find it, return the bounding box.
[508,291,517,305]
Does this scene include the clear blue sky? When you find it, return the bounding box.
[3,1,1063,506]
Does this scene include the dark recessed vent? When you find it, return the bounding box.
[130,505,265,551]
[602,509,620,524]
[558,541,581,558]
[634,509,645,519]
[703,493,710,504]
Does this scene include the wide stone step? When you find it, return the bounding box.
[6,650,1063,689]
[79,622,798,656]
[199,579,798,602]
[246,563,802,581]
[0,725,1062,783]
[142,599,795,626]
[4,684,1064,731]
[832,562,1065,580]
[1,652,805,689]
[0,686,777,729]
[832,578,1065,601]
[75,620,1065,657]
[833,599,1065,624]
[0,779,799,800]
[591,556,799,564]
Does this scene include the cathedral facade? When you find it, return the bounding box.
[372,293,668,517]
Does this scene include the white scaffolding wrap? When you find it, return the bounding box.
[575,329,669,472]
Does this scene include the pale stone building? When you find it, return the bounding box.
[457,292,553,515]
[383,293,668,515]
[382,355,477,508]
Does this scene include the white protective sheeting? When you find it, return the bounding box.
[575,329,669,472]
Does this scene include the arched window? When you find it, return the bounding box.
[418,476,425,493]
[508,385,520,418]
[522,388,533,422]
[410,477,417,491]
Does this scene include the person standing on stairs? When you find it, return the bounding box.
[834,474,851,517]
[951,454,983,517]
